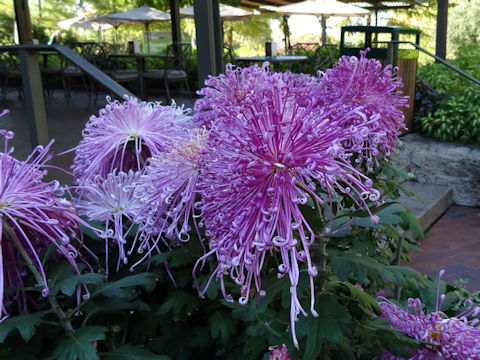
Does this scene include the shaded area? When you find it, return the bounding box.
[409,205,480,292]
[0,89,194,185]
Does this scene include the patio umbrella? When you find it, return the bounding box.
[270,0,369,48]
[58,16,114,31]
[179,3,252,21]
[102,5,171,52]
[179,3,252,48]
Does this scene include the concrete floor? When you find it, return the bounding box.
[0,88,195,184]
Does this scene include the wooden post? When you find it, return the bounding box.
[194,0,222,87]
[13,0,49,147]
[436,0,448,60]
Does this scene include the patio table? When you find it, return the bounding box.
[109,53,171,99]
[234,55,307,71]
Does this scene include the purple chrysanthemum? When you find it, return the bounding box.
[194,63,322,128]
[71,96,190,184]
[194,67,379,347]
[130,128,209,271]
[0,119,91,319]
[268,344,291,360]
[377,270,480,359]
[75,170,143,274]
[320,50,408,170]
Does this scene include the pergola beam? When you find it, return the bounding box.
[13,0,49,147]
[436,0,448,60]
[194,0,223,87]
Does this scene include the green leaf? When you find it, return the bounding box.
[52,326,106,360]
[53,273,105,296]
[104,344,170,359]
[330,253,394,283]
[0,313,44,342]
[209,311,236,343]
[297,294,351,360]
[334,281,380,313]
[79,219,105,241]
[398,208,424,240]
[156,290,196,316]
[92,273,156,298]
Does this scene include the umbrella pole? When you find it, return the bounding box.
[145,22,150,53]
[320,16,327,45]
[282,15,291,54]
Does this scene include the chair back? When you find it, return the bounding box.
[76,42,114,71]
[223,45,235,66]
[166,42,192,71]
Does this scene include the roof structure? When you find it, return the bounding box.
[239,0,425,11]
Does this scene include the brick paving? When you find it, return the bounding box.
[409,205,480,293]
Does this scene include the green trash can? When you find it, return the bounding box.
[340,26,421,133]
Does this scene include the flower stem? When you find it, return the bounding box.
[5,224,74,333]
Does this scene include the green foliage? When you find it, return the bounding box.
[416,46,480,143]
[0,313,44,342]
[0,147,452,359]
[52,326,107,360]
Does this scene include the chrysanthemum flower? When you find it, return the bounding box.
[194,63,322,128]
[377,270,480,359]
[194,67,379,347]
[130,128,209,271]
[75,170,143,274]
[320,50,408,170]
[71,96,190,184]
[0,120,91,319]
[268,344,291,360]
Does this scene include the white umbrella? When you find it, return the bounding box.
[103,5,171,51]
[270,0,369,47]
[58,16,85,30]
[179,3,252,21]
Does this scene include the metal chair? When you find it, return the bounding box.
[79,42,139,103]
[0,50,22,101]
[143,42,192,103]
[223,45,236,67]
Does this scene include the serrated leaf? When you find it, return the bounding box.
[335,281,380,313]
[387,266,428,288]
[0,313,44,342]
[330,253,394,283]
[52,326,106,360]
[398,209,424,240]
[92,273,156,298]
[297,294,351,359]
[209,311,236,343]
[53,273,105,296]
[156,290,195,316]
[104,344,169,359]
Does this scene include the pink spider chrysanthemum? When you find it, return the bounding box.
[0,114,92,320]
[194,63,322,128]
[377,270,480,359]
[320,50,408,170]
[193,67,379,347]
[130,128,209,271]
[71,96,190,184]
[75,170,143,274]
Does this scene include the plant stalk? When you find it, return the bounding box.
[5,224,74,333]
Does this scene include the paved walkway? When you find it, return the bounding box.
[409,205,480,293]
